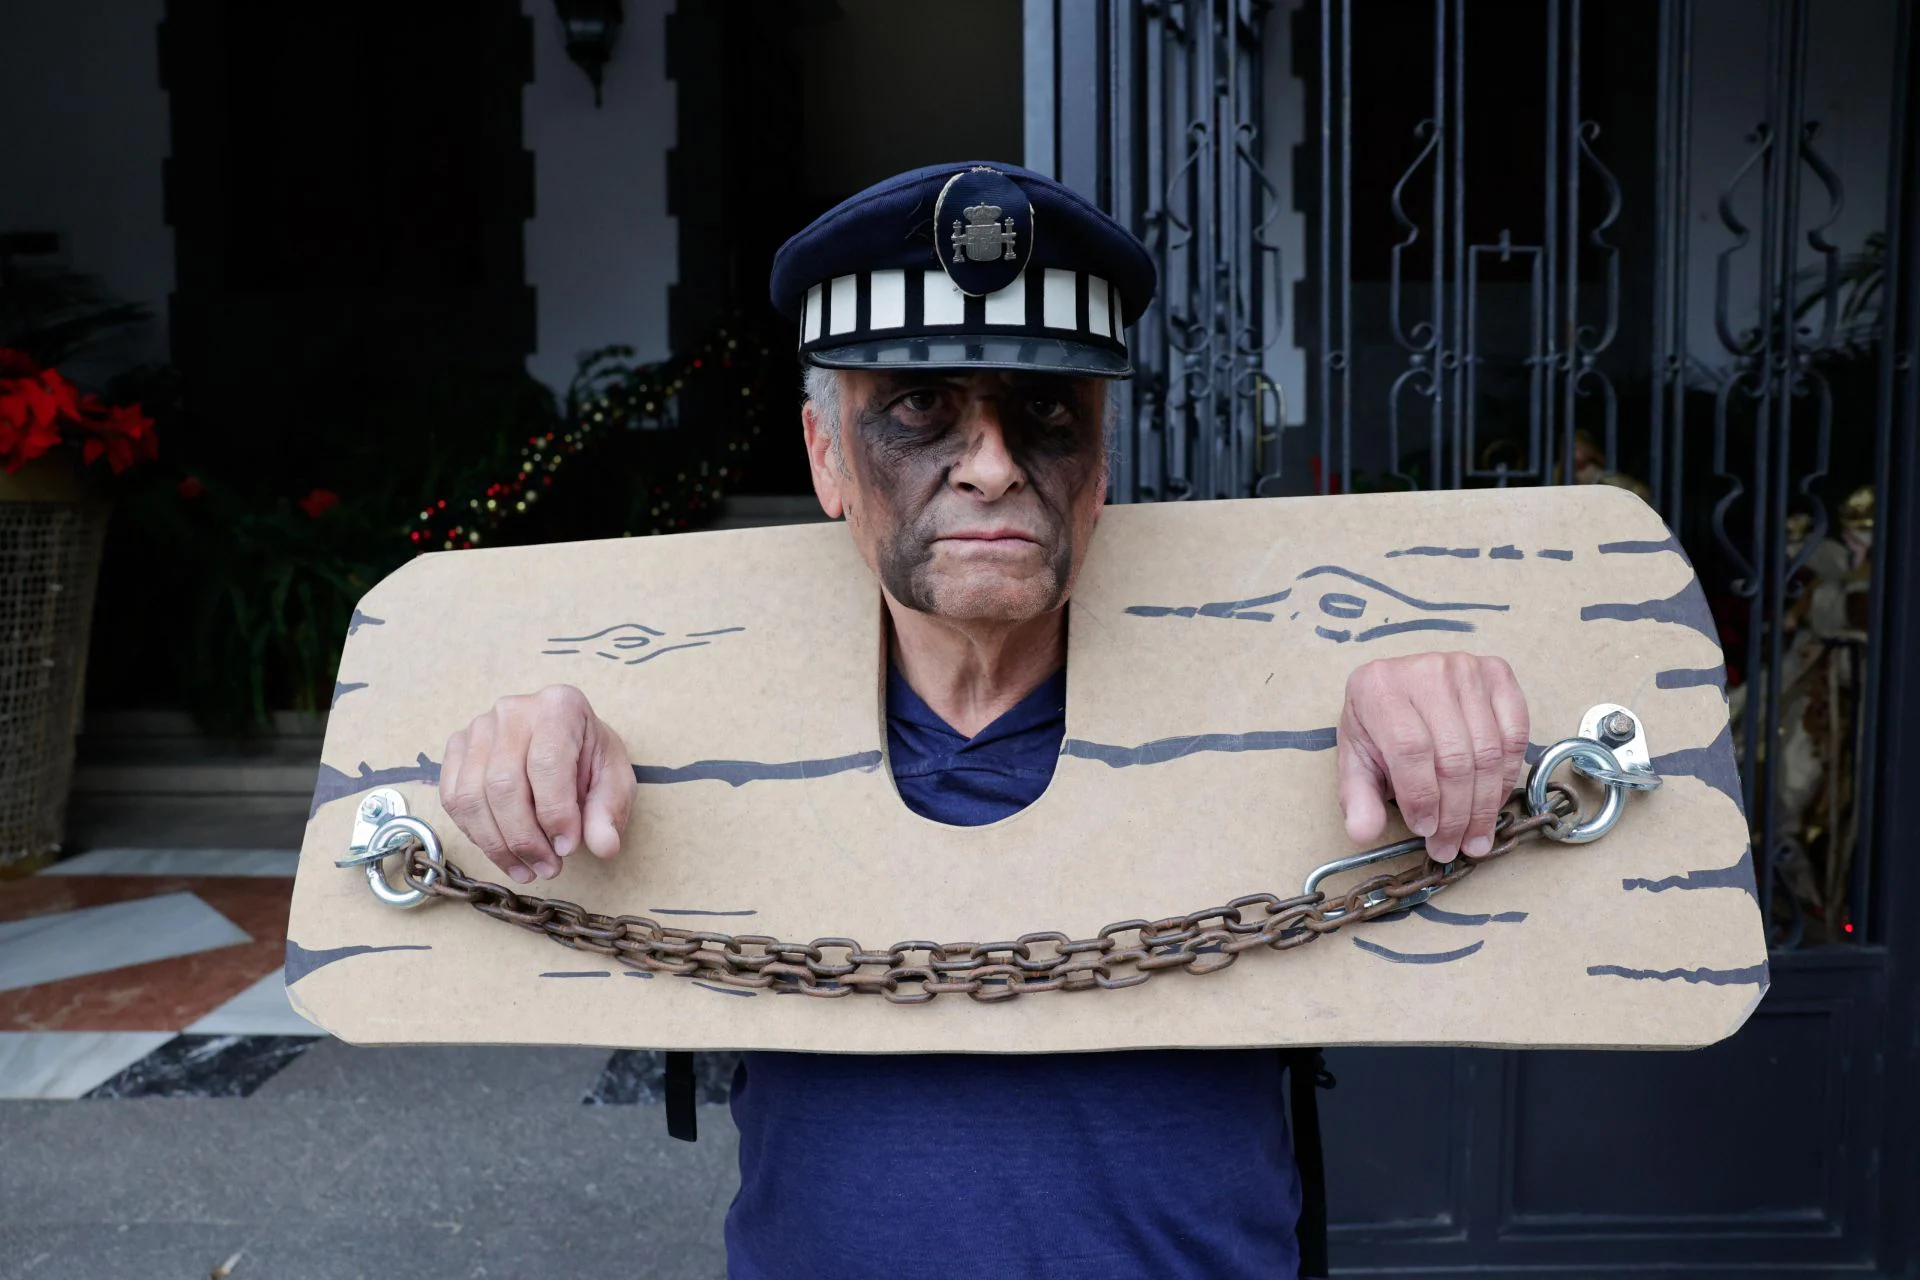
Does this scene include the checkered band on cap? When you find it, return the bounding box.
[797,267,1127,359]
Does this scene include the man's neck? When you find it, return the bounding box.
[885,598,1065,738]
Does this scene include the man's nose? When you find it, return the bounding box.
[948,401,1024,502]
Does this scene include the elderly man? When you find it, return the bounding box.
[438,163,1532,1279]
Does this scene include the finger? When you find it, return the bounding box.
[448,716,537,884]
[1373,690,1442,849]
[581,720,636,859]
[1486,658,1533,801]
[439,729,468,810]
[1336,701,1390,844]
[1408,679,1475,863]
[483,718,561,880]
[1455,661,1509,858]
[527,710,587,860]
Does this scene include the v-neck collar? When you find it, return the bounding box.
[886,664,1067,753]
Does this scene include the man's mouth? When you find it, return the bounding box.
[940,529,1044,545]
[933,528,1041,548]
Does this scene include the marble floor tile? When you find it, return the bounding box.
[0,877,292,1032]
[82,1033,320,1099]
[0,892,250,994]
[41,848,299,878]
[184,968,322,1037]
[0,1030,175,1099]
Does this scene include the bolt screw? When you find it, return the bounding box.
[1601,710,1636,744]
[359,795,390,823]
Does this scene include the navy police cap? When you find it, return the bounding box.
[769,161,1156,378]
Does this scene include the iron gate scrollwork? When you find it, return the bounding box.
[1312,0,1627,496]
[1123,0,1285,505]
[1020,0,1920,1265]
[1096,0,1914,954]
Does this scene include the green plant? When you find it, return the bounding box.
[0,260,153,369]
[88,325,780,729]
[138,474,384,727]
[1793,232,1887,347]
[87,365,558,730]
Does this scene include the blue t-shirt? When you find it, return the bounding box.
[725,666,1302,1279]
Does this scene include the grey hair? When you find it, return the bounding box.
[801,364,848,473]
[802,364,844,440]
[800,364,1122,473]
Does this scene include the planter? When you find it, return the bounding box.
[0,456,110,871]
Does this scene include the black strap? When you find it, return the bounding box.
[1284,1048,1336,1278]
[664,1051,698,1142]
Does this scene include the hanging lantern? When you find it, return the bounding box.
[553,0,624,107]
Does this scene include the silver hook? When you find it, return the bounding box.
[336,788,443,909]
[1301,835,1467,922]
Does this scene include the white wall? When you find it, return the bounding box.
[522,0,678,394]
[1262,0,1310,429]
[0,0,172,385]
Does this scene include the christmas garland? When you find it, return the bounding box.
[403,320,777,552]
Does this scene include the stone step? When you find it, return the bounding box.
[75,711,323,758]
[73,760,322,796]
[64,793,313,852]
[72,710,324,797]
[64,712,323,851]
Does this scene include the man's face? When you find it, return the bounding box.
[804,368,1109,622]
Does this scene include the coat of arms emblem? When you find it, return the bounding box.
[952,203,1019,264]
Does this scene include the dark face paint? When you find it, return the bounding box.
[842,371,1104,617]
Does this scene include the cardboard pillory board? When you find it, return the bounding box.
[288,485,1767,1053]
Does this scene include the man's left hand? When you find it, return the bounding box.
[1336,653,1531,863]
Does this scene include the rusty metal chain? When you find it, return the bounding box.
[385,787,1580,1004]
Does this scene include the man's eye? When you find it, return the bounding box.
[1028,398,1072,423]
[898,390,943,414]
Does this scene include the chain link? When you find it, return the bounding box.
[393,788,1581,1003]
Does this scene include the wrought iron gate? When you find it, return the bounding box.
[1027,0,1919,1272]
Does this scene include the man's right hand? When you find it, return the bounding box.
[439,685,635,884]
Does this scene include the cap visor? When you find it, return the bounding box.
[806,336,1131,378]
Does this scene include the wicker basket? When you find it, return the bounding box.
[0,458,109,870]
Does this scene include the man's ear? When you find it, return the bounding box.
[802,399,846,520]
[1090,381,1112,521]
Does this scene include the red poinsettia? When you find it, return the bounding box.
[77,399,158,474]
[0,348,157,476]
[298,488,340,519]
[0,358,76,472]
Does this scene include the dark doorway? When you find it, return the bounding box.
[161,0,536,484]
[667,0,1024,497]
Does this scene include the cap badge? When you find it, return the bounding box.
[953,204,1017,263]
[932,167,1034,297]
